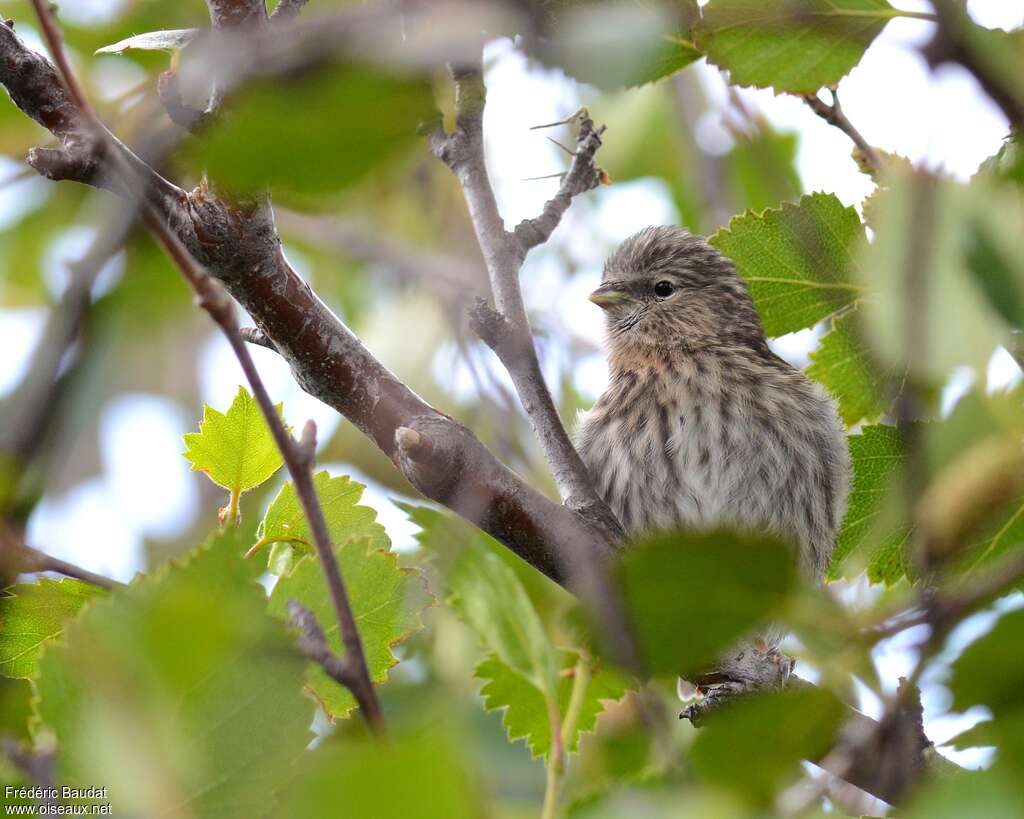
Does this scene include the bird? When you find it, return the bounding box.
[576,226,850,702]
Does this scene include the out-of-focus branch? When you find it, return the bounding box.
[275,208,487,302]
[802,89,884,177]
[925,0,1024,130]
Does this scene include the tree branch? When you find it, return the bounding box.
[0,531,126,591]
[925,0,1024,130]
[27,0,382,731]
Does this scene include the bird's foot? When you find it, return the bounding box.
[678,644,796,726]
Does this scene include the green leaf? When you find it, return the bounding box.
[447,547,559,698]
[256,471,389,575]
[709,193,867,337]
[475,651,630,761]
[806,311,891,426]
[615,529,796,676]
[182,386,284,495]
[690,685,845,805]
[697,0,897,94]
[95,29,199,55]
[34,531,314,819]
[857,170,1019,380]
[185,62,434,199]
[828,424,911,585]
[274,731,481,819]
[0,580,102,679]
[268,536,431,720]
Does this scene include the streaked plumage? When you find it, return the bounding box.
[577,226,850,687]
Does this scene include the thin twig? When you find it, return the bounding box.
[270,0,312,23]
[802,89,884,177]
[29,0,383,732]
[4,539,125,591]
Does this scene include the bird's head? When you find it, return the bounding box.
[591,226,766,361]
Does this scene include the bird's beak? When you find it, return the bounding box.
[589,284,629,309]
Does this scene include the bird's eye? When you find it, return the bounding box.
[653,280,674,298]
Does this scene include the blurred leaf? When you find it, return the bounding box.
[858,170,1018,380]
[186,61,434,199]
[978,134,1024,187]
[0,677,32,740]
[690,685,845,805]
[965,216,1024,328]
[724,129,802,214]
[447,547,559,698]
[697,0,897,94]
[615,529,796,676]
[950,608,1024,716]
[182,385,284,495]
[806,311,890,426]
[35,531,313,819]
[475,650,630,761]
[569,785,753,818]
[905,769,1024,819]
[95,29,199,55]
[589,82,708,232]
[256,471,388,575]
[273,731,481,819]
[268,536,431,720]
[828,424,911,585]
[709,192,866,337]
[537,2,700,89]
[0,579,102,679]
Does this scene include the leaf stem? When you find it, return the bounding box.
[560,657,591,751]
[540,657,591,819]
[224,486,241,529]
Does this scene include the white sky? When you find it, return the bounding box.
[2,0,1022,777]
